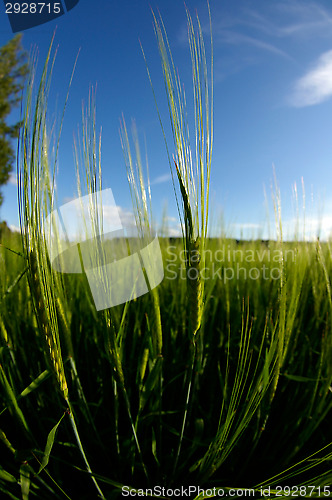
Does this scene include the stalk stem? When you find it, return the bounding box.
[172,339,197,481]
[66,400,105,499]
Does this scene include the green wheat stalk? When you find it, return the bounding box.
[151,3,213,339]
[17,39,105,499]
[145,3,213,479]
[120,117,163,356]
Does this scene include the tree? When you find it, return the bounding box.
[0,34,28,207]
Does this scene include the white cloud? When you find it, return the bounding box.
[8,174,17,186]
[289,50,332,107]
[273,214,332,241]
[167,227,182,237]
[158,218,183,237]
[46,196,136,242]
[62,196,75,204]
[231,223,262,230]
[164,216,178,223]
[9,224,20,233]
[114,206,136,228]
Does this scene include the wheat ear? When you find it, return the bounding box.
[188,236,203,336]
[175,160,203,337]
[28,250,68,400]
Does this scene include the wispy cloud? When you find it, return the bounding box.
[274,2,332,38]
[219,31,291,59]
[150,173,171,185]
[240,2,332,39]
[207,1,332,81]
[289,50,332,107]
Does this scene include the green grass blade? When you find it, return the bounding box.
[38,412,66,474]
[0,466,16,483]
[19,462,30,500]
[0,364,29,433]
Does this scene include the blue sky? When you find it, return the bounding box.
[2,0,332,240]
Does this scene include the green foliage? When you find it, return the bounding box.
[1,234,332,498]
[0,34,28,207]
[0,7,332,500]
